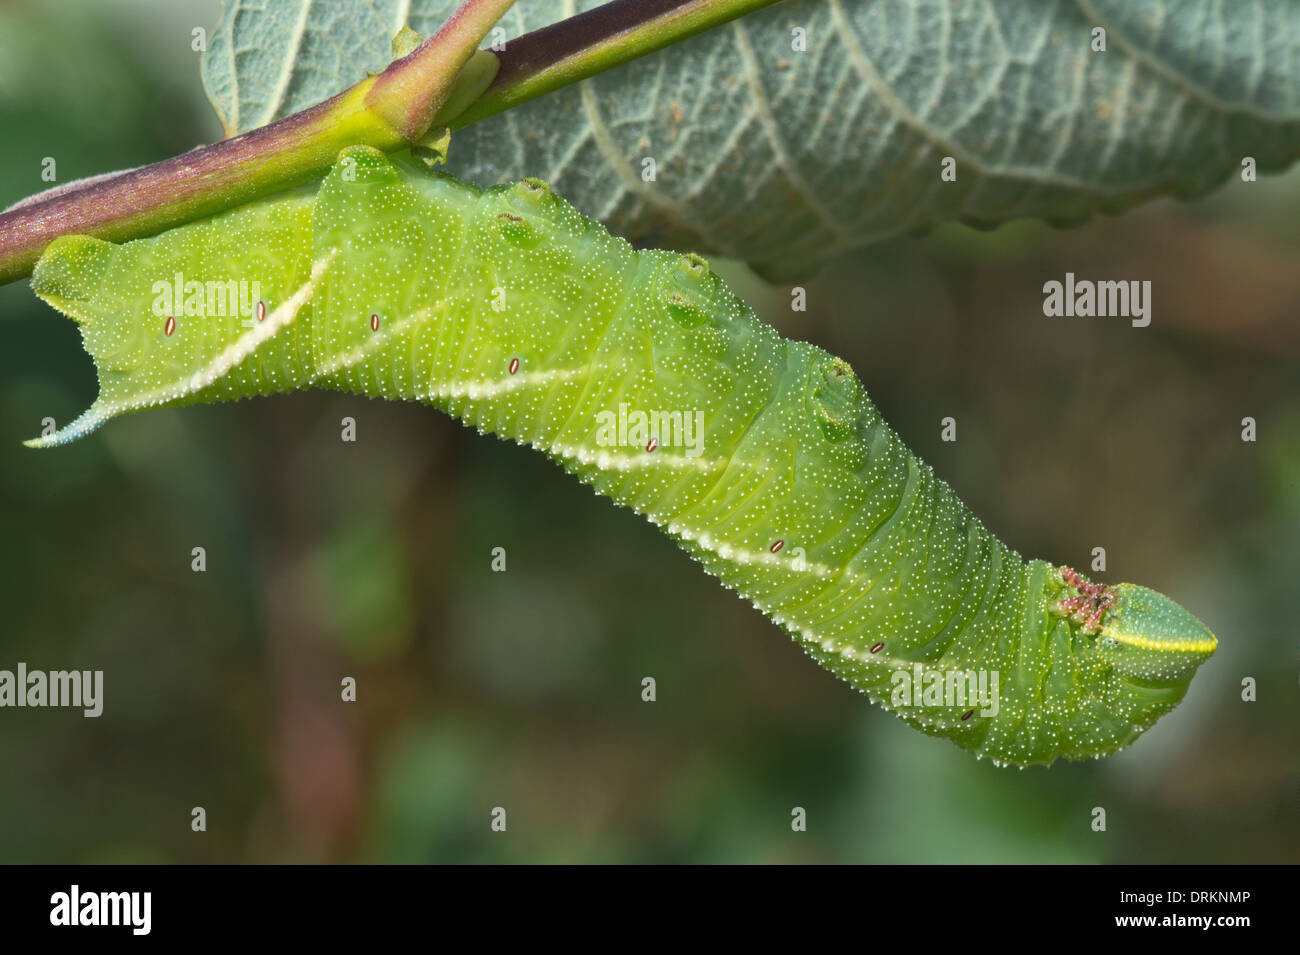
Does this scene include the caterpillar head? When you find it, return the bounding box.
[1097,583,1217,683]
[1052,568,1216,683]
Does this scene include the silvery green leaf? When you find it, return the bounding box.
[202,0,1300,275]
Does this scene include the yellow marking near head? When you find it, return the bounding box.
[1102,627,1218,655]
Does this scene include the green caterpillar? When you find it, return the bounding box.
[27,146,1217,766]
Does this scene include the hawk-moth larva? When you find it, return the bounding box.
[27,146,1217,766]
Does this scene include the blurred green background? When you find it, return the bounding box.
[1,0,1296,864]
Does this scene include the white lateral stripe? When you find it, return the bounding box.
[24,251,336,448]
[423,366,588,402]
[768,610,901,668]
[424,366,723,472]
[177,250,336,397]
[549,442,724,473]
[670,523,838,577]
[309,305,434,381]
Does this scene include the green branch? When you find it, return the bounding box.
[366,0,518,139]
[452,0,782,127]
